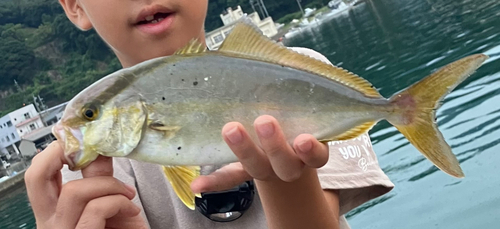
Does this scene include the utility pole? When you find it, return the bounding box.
[296,0,305,17]
[250,0,269,19]
[14,80,22,92]
[33,94,48,127]
[33,95,40,112]
[259,0,269,18]
[37,94,47,111]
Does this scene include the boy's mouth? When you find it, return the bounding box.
[137,13,171,25]
[135,7,176,36]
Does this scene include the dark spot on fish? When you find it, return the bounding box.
[296,90,300,92]
[181,79,185,81]
[177,146,182,150]
[173,64,176,67]
[170,73,173,76]
[162,97,165,100]
[193,81,198,86]
[176,153,179,156]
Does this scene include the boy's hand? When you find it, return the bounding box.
[25,141,147,229]
[191,115,329,193]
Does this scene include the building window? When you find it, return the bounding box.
[29,123,36,130]
[6,121,12,127]
[11,133,15,139]
[24,112,31,119]
[5,136,10,142]
[213,34,224,43]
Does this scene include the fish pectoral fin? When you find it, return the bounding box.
[319,121,376,142]
[162,166,201,210]
[149,122,181,131]
[218,17,382,98]
[148,122,181,138]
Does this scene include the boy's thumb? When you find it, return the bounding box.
[82,155,114,177]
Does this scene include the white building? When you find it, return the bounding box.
[40,102,68,126]
[0,104,45,158]
[0,115,20,157]
[22,102,68,150]
[220,5,245,25]
[206,5,279,50]
[9,104,45,137]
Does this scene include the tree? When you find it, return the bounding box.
[0,36,36,88]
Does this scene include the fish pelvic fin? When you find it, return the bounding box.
[218,17,383,98]
[320,121,377,142]
[387,54,489,178]
[162,166,201,210]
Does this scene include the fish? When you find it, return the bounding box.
[52,18,489,210]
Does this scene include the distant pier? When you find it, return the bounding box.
[0,170,26,196]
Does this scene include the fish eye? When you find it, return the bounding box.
[81,104,99,121]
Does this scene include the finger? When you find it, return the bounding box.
[76,195,141,229]
[24,141,66,220]
[81,155,113,178]
[293,134,330,168]
[191,163,252,193]
[55,177,136,229]
[254,115,305,182]
[221,122,273,180]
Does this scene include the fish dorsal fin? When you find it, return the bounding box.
[174,39,206,55]
[218,18,382,98]
[162,166,201,210]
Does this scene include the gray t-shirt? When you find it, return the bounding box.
[62,47,394,229]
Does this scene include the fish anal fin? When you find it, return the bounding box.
[174,39,206,55]
[319,121,376,142]
[218,18,382,98]
[162,166,201,210]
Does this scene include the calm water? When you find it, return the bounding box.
[285,0,500,228]
[2,0,500,228]
[0,185,34,229]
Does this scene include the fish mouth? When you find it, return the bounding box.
[52,122,97,170]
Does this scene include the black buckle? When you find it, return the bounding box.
[195,180,255,222]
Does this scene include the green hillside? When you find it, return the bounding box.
[0,0,329,116]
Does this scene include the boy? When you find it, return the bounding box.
[25,0,394,228]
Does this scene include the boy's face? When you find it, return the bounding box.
[61,0,208,67]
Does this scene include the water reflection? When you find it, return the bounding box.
[286,0,500,228]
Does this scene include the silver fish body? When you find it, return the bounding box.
[117,53,391,166]
[53,18,488,209]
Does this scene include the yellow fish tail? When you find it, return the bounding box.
[388,54,489,178]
